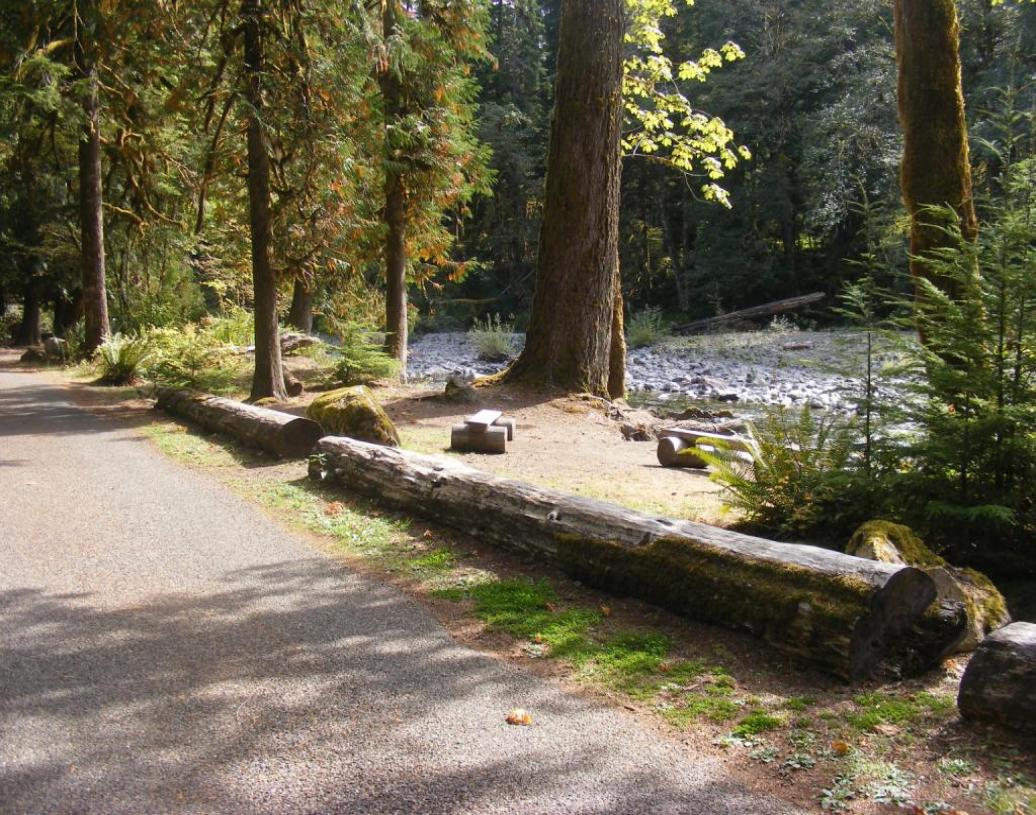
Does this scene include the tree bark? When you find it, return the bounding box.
[287,277,314,334]
[503,0,625,396]
[14,262,43,347]
[157,388,322,459]
[310,436,943,681]
[242,0,287,401]
[894,0,979,300]
[380,0,408,377]
[74,10,109,355]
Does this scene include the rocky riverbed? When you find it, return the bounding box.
[407,329,910,413]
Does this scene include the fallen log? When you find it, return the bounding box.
[157,388,323,459]
[310,437,939,681]
[957,622,1036,732]
[673,292,825,334]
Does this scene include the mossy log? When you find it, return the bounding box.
[957,622,1036,732]
[310,436,938,681]
[156,388,323,459]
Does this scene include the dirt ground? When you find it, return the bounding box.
[374,380,730,522]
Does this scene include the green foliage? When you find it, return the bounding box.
[468,313,516,361]
[732,710,785,737]
[330,322,400,386]
[95,333,151,385]
[143,324,242,393]
[699,406,866,540]
[626,306,671,348]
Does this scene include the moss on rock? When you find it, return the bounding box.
[307,385,400,447]
[847,521,1010,651]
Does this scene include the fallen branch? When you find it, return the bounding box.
[673,292,825,334]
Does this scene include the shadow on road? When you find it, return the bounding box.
[0,558,772,814]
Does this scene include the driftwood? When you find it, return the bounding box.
[157,388,323,459]
[311,436,939,681]
[673,292,825,335]
[957,622,1036,732]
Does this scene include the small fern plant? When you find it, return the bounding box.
[96,333,151,385]
[697,407,861,540]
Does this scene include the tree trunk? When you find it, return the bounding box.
[53,289,83,338]
[503,0,625,396]
[310,436,944,681]
[894,0,979,301]
[287,277,314,334]
[157,388,322,459]
[14,263,43,347]
[380,0,408,377]
[74,14,109,355]
[242,0,287,402]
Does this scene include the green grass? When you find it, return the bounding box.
[847,691,955,732]
[732,710,786,737]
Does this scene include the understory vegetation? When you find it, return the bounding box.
[703,155,1036,572]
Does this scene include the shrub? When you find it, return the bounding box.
[95,333,151,385]
[144,324,242,391]
[698,406,871,541]
[60,321,87,362]
[626,306,670,348]
[204,305,255,347]
[332,321,400,385]
[468,313,516,361]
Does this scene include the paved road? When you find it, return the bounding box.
[0,363,797,814]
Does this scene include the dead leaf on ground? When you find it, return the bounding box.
[324,501,345,516]
[506,709,533,726]
[873,723,900,736]
[830,740,851,756]
[600,605,612,617]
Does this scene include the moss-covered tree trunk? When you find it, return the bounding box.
[894,0,979,301]
[242,0,287,401]
[74,4,109,355]
[380,0,408,378]
[503,0,625,397]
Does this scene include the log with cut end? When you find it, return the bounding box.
[656,436,706,468]
[157,388,323,459]
[957,622,1036,732]
[310,436,940,681]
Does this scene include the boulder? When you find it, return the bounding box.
[307,385,400,447]
[443,372,477,403]
[44,336,67,360]
[19,346,48,364]
[847,521,1010,652]
[957,622,1036,732]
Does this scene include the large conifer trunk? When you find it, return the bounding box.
[242,0,286,401]
[74,9,109,356]
[504,0,625,396]
[894,0,978,298]
[287,278,314,334]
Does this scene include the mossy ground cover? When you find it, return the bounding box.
[109,404,1036,815]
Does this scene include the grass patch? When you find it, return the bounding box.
[408,548,456,576]
[848,691,955,732]
[462,579,602,655]
[732,709,786,737]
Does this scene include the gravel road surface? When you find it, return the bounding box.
[0,364,799,814]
